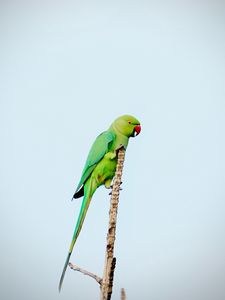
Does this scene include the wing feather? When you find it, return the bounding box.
[73,131,115,198]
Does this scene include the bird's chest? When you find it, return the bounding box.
[101,154,117,177]
[93,153,117,184]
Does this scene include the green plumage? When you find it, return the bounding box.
[59,115,141,291]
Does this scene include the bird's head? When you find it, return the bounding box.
[112,115,141,138]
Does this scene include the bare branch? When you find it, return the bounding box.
[121,288,126,300]
[107,257,116,299]
[69,262,102,285]
[101,147,126,300]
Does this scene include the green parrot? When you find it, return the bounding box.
[59,115,141,291]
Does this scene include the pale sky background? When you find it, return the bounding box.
[1,1,225,299]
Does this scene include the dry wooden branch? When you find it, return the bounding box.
[69,262,102,285]
[100,147,126,300]
[107,257,116,299]
[121,288,126,300]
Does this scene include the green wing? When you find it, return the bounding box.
[73,131,115,198]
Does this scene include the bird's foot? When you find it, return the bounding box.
[109,181,123,189]
[108,183,123,195]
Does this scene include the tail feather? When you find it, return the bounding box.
[59,252,71,292]
[59,179,94,292]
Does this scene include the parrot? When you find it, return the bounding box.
[59,114,141,292]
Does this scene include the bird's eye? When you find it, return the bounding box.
[128,121,131,124]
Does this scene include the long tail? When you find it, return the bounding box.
[59,179,94,292]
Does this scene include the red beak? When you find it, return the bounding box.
[134,125,141,136]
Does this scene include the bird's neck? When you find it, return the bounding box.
[109,124,129,151]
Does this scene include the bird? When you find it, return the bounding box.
[59,114,141,291]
